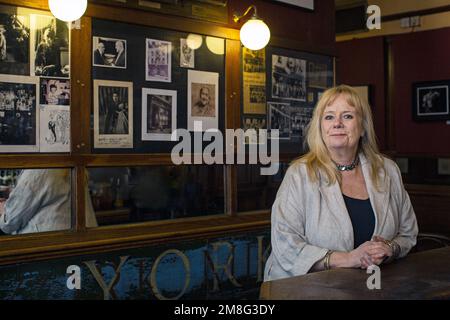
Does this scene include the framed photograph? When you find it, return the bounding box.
[93,79,133,148]
[187,70,219,131]
[40,77,70,105]
[308,61,329,89]
[0,7,30,75]
[30,14,69,78]
[141,88,177,141]
[291,106,313,139]
[92,36,127,69]
[243,116,266,144]
[272,54,306,101]
[268,102,291,140]
[39,104,70,152]
[0,75,39,152]
[180,38,194,68]
[412,80,450,121]
[146,38,171,82]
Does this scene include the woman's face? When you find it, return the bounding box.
[320,94,363,153]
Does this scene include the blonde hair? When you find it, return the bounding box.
[295,85,385,188]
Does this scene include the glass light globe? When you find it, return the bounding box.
[48,0,87,22]
[186,34,203,50]
[240,18,270,50]
[206,36,224,55]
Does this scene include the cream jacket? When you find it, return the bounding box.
[264,153,418,281]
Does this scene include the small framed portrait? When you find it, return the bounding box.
[268,102,291,140]
[146,38,171,82]
[412,80,450,121]
[30,14,69,78]
[92,36,127,69]
[40,77,70,105]
[187,70,219,131]
[93,79,133,148]
[0,75,39,152]
[180,38,194,68]
[141,88,177,141]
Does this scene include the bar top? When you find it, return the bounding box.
[260,247,450,300]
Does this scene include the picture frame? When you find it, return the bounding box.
[93,79,133,148]
[141,88,177,141]
[352,85,372,106]
[412,80,450,121]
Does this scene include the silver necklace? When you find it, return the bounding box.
[334,156,359,171]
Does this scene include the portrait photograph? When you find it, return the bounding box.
[187,70,219,131]
[413,82,449,121]
[39,104,70,152]
[0,7,30,75]
[92,36,127,69]
[180,38,194,68]
[272,54,306,101]
[243,116,267,145]
[0,75,39,152]
[146,38,171,82]
[141,88,177,141]
[40,77,70,105]
[30,14,69,78]
[93,79,133,148]
[308,61,329,89]
[268,102,291,140]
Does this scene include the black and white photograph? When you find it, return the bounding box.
[30,14,69,78]
[243,48,265,73]
[93,79,133,148]
[291,106,313,138]
[249,85,266,104]
[272,54,306,101]
[92,36,127,69]
[413,81,450,121]
[0,75,39,152]
[268,102,291,140]
[142,88,176,141]
[40,77,70,105]
[0,8,30,75]
[308,61,329,89]
[180,38,194,68]
[146,38,171,82]
[188,70,219,131]
[243,116,266,144]
[39,105,70,152]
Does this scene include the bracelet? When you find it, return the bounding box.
[324,250,333,270]
[382,239,400,263]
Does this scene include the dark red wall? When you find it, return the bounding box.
[391,27,450,155]
[336,27,450,155]
[336,37,386,150]
[228,0,336,52]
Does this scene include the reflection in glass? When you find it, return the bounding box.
[0,168,79,235]
[88,165,224,226]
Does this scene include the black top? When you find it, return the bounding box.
[342,194,375,249]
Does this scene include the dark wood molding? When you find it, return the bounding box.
[384,36,395,152]
[0,211,270,266]
[381,5,450,23]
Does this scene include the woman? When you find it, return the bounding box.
[264,85,418,281]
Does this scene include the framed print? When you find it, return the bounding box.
[272,54,306,101]
[268,102,291,140]
[40,77,70,105]
[30,14,69,78]
[39,104,70,152]
[141,88,177,141]
[412,80,450,121]
[353,85,371,106]
[180,38,194,68]
[146,38,171,82]
[0,75,39,152]
[92,36,127,69]
[93,79,133,148]
[187,70,219,131]
[308,61,329,89]
[0,6,30,75]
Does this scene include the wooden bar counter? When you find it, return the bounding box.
[260,247,450,300]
